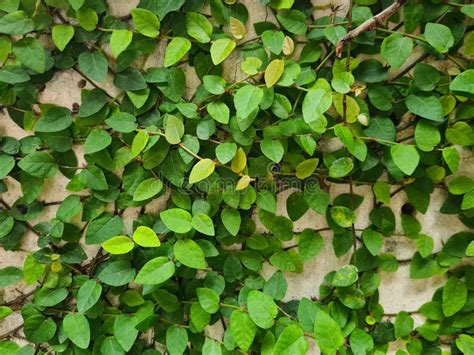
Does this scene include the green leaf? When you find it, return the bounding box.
[247,290,278,329]
[276,9,307,35]
[131,129,149,157]
[234,85,264,119]
[197,287,219,314]
[0,11,34,35]
[84,128,112,154]
[264,59,284,88]
[221,208,241,236]
[85,214,123,244]
[391,144,420,175]
[133,178,164,201]
[216,143,237,164]
[424,22,454,53]
[442,277,467,317]
[0,306,12,320]
[0,154,15,179]
[362,229,383,256]
[161,208,192,233]
[78,51,108,82]
[413,63,440,92]
[174,239,206,269]
[415,120,440,152]
[295,158,318,179]
[456,334,474,354]
[329,157,354,178]
[24,315,56,343]
[381,33,413,69]
[415,234,434,258]
[273,324,308,355]
[230,309,257,352]
[131,8,160,38]
[76,7,98,31]
[395,311,414,338]
[63,313,90,349]
[302,89,331,130]
[262,30,284,54]
[139,0,185,20]
[210,38,236,65]
[350,329,374,355]
[78,166,108,191]
[450,69,474,97]
[203,75,226,95]
[192,214,215,236]
[298,229,323,262]
[18,152,57,178]
[314,309,344,354]
[0,65,29,83]
[0,266,22,287]
[443,147,460,173]
[164,37,191,67]
[189,159,215,184]
[36,106,73,132]
[114,314,138,352]
[165,115,185,144]
[332,264,358,287]
[97,260,135,286]
[135,256,175,284]
[110,29,133,58]
[57,195,82,222]
[101,236,134,255]
[330,206,356,228]
[405,95,444,122]
[52,24,74,51]
[133,226,161,247]
[166,325,188,355]
[77,279,102,313]
[186,12,212,43]
[207,101,230,124]
[260,139,284,163]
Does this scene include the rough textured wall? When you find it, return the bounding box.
[0,0,472,353]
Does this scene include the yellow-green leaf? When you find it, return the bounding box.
[102,236,134,255]
[133,226,161,247]
[264,59,284,88]
[110,30,132,58]
[189,159,215,184]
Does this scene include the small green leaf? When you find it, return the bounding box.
[0,267,22,287]
[13,37,45,73]
[78,51,108,82]
[381,33,413,69]
[110,29,133,58]
[131,129,149,157]
[260,139,284,163]
[197,287,219,314]
[192,214,215,236]
[101,236,134,255]
[329,157,354,178]
[362,229,383,256]
[405,95,444,122]
[442,277,467,317]
[52,24,74,51]
[164,37,191,67]
[189,159,215,184]
[161,208,193,234]
[230,309,256,351]
[330,206,356,228]
[234,85,264,119]
[133,178,164,201]
[135,257,175,284]
[314,309,344,354]
[391,144,420,175]
[424,22,454,53]
[210,38,236,65]
[133,226,161,247]
[77,279,102,313]
[295,158,319,179]
[174,239,206,269]
[131,8,160,38]
[166,325,188,355]
[207,101,230,124]
[186,12,212,43]
[63,313,90,349]
[247,290,278,329]
[84,128,112,154]
[273,324,308,355]
[221,208,241,236]
[165,115,185,144]
[332,264,358,287]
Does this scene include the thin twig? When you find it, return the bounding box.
[335,0,408,57]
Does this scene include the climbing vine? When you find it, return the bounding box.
[0,0,473,354]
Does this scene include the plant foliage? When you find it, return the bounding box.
[0,0,473,354]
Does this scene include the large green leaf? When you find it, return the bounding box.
[135,257,175,284]
[247,290,278,329]
[314,309,344,354]
[173,239,206,269]
[63,313,90,349]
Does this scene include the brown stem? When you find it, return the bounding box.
[0,324,23,340]
[335,0,408,57]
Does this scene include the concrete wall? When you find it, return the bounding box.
[1,0,472,353]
